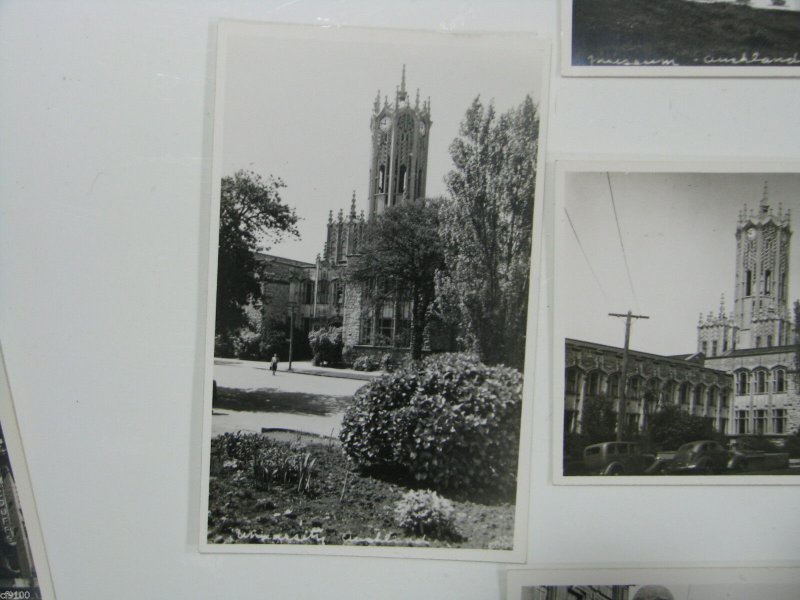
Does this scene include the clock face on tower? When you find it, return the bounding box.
[379,116,391,132]
[418,121,427,135]
[747,228,757,240]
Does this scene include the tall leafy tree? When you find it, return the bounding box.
[439,95,539,369]
[215,170,299,348]
[348,199,445,360]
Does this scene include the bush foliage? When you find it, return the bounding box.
[308,326,343,366]
[353,355,380,372]
[393,490,458,540]
[339,353,523,496]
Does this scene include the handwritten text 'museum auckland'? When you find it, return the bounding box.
[585,52,800,66]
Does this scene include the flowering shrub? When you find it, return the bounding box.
[393,490,457,539]
[339,353,523,496]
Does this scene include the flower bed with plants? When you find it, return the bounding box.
[207,432,515,548]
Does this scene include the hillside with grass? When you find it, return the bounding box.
[572,0,800,66]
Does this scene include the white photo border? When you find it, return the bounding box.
[198,20,552,561]
[551,158,800,486]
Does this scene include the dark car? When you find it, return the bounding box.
[582,441,655,476]
[667,440,729,474]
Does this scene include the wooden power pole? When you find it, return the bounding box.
[609,310,649,442]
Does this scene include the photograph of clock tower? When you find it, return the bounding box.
[558,168,800,477]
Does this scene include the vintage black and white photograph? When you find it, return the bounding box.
[507,567,800,600]
[562,0,800,76]
[200,23,548,559]
[554,162,800,483]
[0,346,55,600]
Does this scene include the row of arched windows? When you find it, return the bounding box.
[565,368,731,410]
[734,367,787,395]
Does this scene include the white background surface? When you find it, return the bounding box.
[0,2,798,599]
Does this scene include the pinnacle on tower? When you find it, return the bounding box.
[350,191,357,218]
[760,181,769,214]
[328,210,333,224]
[397,64,408,104]
[719,294,726,318]
[337,208,344,222]
[415,88,420,109]
[374,90,381,113]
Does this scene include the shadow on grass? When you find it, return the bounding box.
[214,387,352,416]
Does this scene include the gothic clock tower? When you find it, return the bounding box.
[732,184,792,349]
[367,66,432,216]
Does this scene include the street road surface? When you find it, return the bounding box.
[211,361,366,438]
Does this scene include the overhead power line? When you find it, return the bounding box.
[565,207,607,300]
[606,172,639,308]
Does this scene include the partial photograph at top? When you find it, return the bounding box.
[562,0,800,76]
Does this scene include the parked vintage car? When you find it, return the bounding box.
[727,438,790,472]
[582,441,656,475]
[666,440,730,474]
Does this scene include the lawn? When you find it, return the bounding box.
[206,432,516,549]
[572,0,800,66]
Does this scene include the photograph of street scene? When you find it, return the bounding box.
[518,582,800,600]
[556,167,800,480]
[0,347,50,599]
[565,0,800,73]
[201,24,547,554]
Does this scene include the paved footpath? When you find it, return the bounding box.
[211,359,377,438]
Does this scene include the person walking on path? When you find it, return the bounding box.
[270,354,278,376]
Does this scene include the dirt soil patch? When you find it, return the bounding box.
[207,432,515,549]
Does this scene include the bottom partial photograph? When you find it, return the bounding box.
[507,568,800,600]
[0,345,55,600]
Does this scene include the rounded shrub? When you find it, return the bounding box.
[339,353,523,496]
[393,489,457,539]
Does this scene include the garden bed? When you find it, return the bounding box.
[207,432,515,548]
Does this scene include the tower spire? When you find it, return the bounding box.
[760,181,769,214]
[350,191,357,218]
[396,64,408,104]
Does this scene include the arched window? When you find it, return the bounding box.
[397,165,407,193]
[378,165,385,193]
[627,375,641,398]
[745,270,752,296]
[607,373,620,397]
[586,371,601,396]
[764,269,772,295]
[679,382,690,405]
[774,368,786,393]
[565,368,580,394]
[736,371,749,395]
[755,370,767,394]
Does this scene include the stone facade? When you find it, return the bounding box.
[565,339,733,435]
[696,184,800,437]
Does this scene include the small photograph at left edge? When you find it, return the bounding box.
[0,343,56,599]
